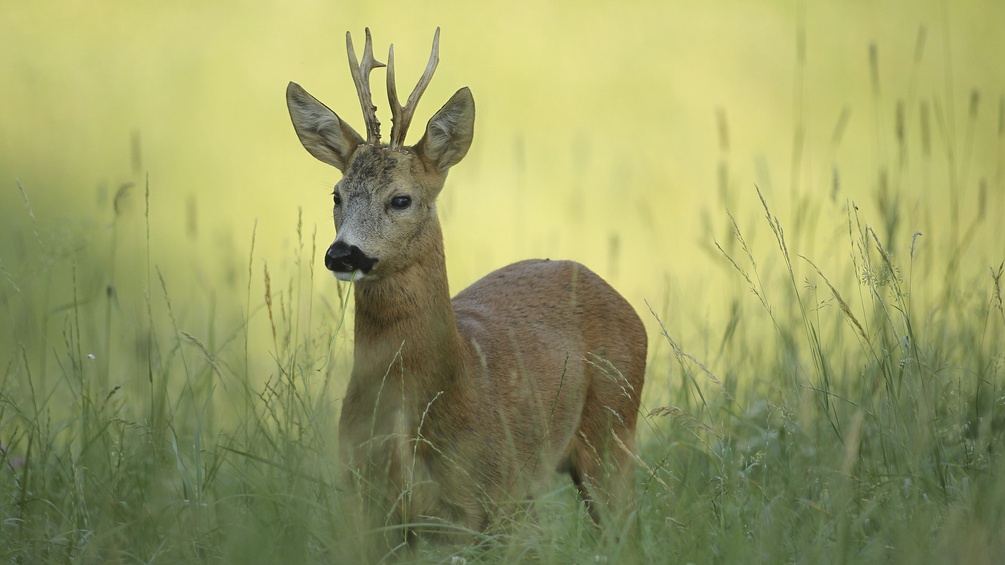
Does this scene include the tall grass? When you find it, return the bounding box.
[0,179,351,563]
[641,191,1004,563]
[2,45,1004,565]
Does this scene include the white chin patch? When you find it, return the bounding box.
[333,270,367,282]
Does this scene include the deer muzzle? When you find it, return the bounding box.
[326,241,378,281]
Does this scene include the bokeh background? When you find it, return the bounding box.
[2,2,1005,561]
[2,0,1003,383]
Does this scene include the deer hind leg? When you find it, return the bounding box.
[569,425,637,527]
[567,361,639,526]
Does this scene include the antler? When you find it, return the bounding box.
[346,28,386,145]
[387,27,440,150]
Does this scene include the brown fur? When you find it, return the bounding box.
[287,30,647,559]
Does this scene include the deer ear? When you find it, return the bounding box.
[415,87,475,172]
[287,82,363,172]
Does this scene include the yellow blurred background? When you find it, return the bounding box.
[1,1,1003,372]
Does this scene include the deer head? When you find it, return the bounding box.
[286,28,475,282]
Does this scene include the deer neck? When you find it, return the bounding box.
[349,230,467,404]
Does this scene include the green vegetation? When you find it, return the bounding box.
[4,114,1003,563]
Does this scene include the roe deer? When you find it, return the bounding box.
[286,28,647,555]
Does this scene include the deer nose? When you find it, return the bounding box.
[325,241,378,275]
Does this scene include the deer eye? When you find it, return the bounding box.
[390,195,412,210]
[333,192,342,207]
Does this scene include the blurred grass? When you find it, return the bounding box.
[2,0,1005,563]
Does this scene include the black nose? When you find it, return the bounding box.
[325,241,378,274]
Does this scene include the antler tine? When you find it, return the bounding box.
[346,28,386,145]
[387,27,440,150]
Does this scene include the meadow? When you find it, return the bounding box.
[2,1,1004,563]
